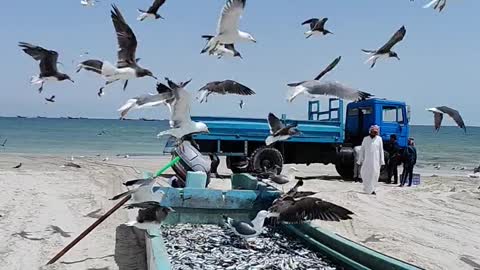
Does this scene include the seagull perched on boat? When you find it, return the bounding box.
[201,36,243,59]
[125,201,175,231]
[197,80,255,103]
[302,18,333,39]
[287,56,372,103]
[45,95,55,103]
[266,113,301,146]
[201,0,256,55]
[223,210,270,241]
[362,26,406,69]
[267,179,354,223]
[426,106,467,133]
[80,0,99,7]
[423,0,447,12]
[18,42,74,93]
[137,0,166,21]
[76,5,157,97]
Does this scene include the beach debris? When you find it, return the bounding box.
[302,18,333,39]
[162,224,336,270]
[124,201,174,232]
[64,162,81,168]
[48,225,72,238]
[459,255,480,269]
[474,165,480,174]
[84,208,104,219]
[13,163,22,169]
[426,106,467,134]
[11,231,45,241]
[362,26,406,69]
[434,164,441,170]
[18,42,74,93]
[361,234,384,244]
[102,157,109,161]
[266,112,301,146]
[196,80,256,103]
[137,0,167,21]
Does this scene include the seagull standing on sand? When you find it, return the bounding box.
[125,201,175,230]
[266,113,301,146]
[423,0,447,12]
[137,0,166,21]
[362,26,406,69]
[426,106,467,133]
[302,18,333,39]
[45,96,55,103]
[201,36,243,59]
[287,56,372,102]
[197,80,255,103]
[19,42,74,93]
[201,0,256,55]
[223,210,270,241]
[77,5,157,97]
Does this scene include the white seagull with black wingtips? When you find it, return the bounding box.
[287,56,372,103]
[137,0,167,21]
[426,106,467,133]
[77,5,157,97]
[265,113,301,146]
[362,26,406,69]
[423,0,447,12]
[201,0,256,55]
[19,42,74,93]
[197,80,255,103]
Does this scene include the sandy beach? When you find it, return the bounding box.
[0,154,479,270]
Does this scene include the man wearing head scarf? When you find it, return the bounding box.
[357,125,385,195]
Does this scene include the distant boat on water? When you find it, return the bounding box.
[37,116,47,119]
[16,116,27,118]
[67,117,80,120]
[140,118,156,122]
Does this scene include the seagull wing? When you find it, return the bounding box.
[78,59,103,74]
[221,80,255,95]
[423,0,440,8]
[165,78,192,129]
[317,17,328,29]
[377,26,406,53]
[228,219,257,235]
[437,106,467,133]
[313,56,341,81]
[111,5,138,67]
[217,0,246,35]
[301,81,372,101]
[125,201,162,209]
[268,113,284,134]
[277,197,354,223]
[301,18,319,30]
[19,42,59,76]
[148,0,166,13]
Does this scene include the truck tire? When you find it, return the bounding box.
[226,156,250,173]
[335,147,354,180]
[250,147,283,174]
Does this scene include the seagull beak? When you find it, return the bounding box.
[150,75,158,80]
[395,56,400,60]
[252,39,257,43]
[69,79,75,83]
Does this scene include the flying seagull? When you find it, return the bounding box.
[45,95,55,103]
[266,113,301,146]
[423,0,447,12]
[125,201,175,231]
[13,163,22,169]
[426,106,467,133]
[80,0,99,7]
[223,210,270,242]
[19,42,74,93]
[302,18,333,39]
[362,26,406,69]
[197,80,255,103]
[76,5,157,97]
[138,0,166,21]
[287,56,372,102]
[239,100,244,109]
[201,0,256,55]
[118,82,174,119]
[201,36,242,59]
[110,178,165,203]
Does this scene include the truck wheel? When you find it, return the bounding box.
[335,147,354,180]
[226,156,249,174]
[250,147,283,174]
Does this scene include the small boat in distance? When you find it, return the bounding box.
[67,117,80,120]
[140,118,156,122]
[37,116,47,119]
[16,116,27,118]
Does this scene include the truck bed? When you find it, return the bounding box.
[191,116,344,144]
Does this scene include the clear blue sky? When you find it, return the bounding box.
[1,0,479,126]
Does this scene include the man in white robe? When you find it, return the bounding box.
[357,125,385,195]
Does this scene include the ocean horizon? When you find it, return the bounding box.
[1,117,479,172]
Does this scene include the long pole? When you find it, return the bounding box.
[46,157,181,265]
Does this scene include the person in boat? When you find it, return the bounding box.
[400,137,417,187]
[357,125,385,195]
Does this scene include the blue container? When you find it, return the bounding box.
[186,171,207,188]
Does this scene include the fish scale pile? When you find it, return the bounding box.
[161,224,338,270]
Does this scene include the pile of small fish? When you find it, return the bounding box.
[161,223,338,270]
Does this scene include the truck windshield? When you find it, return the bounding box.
[383,106,403,123]
[348,107,372,116]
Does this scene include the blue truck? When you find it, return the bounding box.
[164,98,410,180]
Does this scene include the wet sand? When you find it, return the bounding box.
[0,154,479,270]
